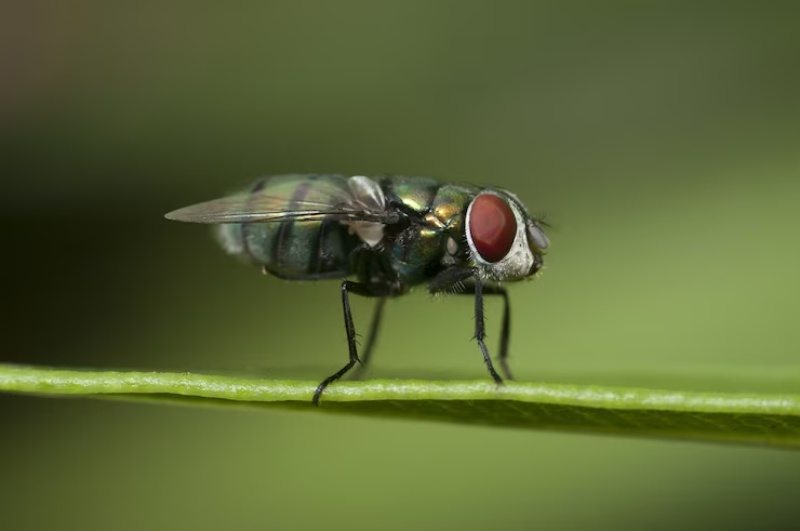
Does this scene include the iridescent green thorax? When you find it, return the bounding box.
[380,177,479,286]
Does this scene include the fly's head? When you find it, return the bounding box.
[464,188,549,281]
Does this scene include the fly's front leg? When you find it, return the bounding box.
[473,276,504,384]
[481,284,511,380]
[428,267,504,385]
[313,281,389,406]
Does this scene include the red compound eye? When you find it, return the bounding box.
[468,194,517,263]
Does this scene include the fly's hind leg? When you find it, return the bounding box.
[313,281,391,406]
[352,297,387,379]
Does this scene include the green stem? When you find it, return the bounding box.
[2,364,800,448]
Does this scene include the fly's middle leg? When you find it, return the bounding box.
[312,281,390,406]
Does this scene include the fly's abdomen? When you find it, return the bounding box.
[214,175,361,280]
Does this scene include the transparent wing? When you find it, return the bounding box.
[165,174,394,224]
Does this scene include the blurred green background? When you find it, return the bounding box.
[3,1,800,529]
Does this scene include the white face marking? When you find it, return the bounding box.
[465,191,535,281]
[501,188,549,250]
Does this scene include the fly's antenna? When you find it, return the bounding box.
[533,213,553,230]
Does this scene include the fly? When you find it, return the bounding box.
[165,174,550,405]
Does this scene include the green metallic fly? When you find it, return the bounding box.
[166,174,549,404]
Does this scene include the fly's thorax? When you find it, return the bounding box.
[380,180,474,284]
[404,182,477,272]
[464,188,548,281]
[383,175,441,213]
[427,184,476,268]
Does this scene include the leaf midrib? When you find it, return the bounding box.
[2,364,798,415]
